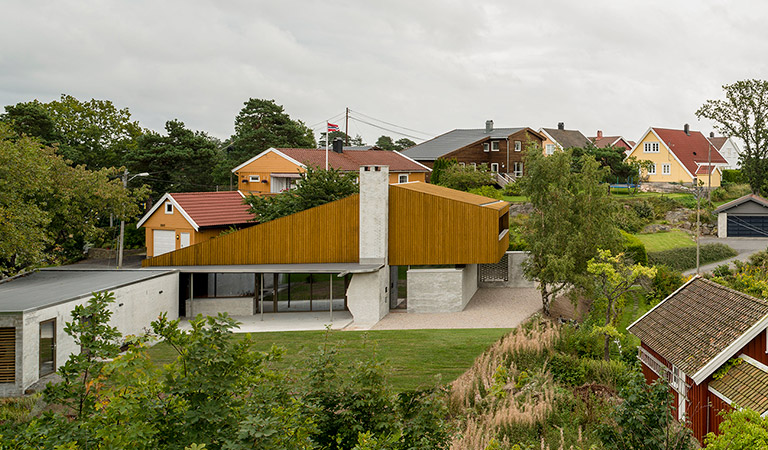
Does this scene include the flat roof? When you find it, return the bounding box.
[0,269,176,313]
[393,182,510,210]
[144,263,383,275]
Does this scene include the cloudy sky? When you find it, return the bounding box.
[2,0,766,145]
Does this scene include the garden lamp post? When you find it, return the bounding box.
[118,170,149,269]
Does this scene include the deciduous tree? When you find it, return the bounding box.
[696,79,768,195]
[436,163,495,192]
[520,149,622,315]
[705,409,768,449]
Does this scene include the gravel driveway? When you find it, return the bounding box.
[370,287,541,330]
[684,236,768,275]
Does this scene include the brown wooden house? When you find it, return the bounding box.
[401,120,545,181]
[628,276,768,444]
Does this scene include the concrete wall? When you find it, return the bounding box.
[407,265,477,313]
[718,213,727,238]
[478,251,536,288]
[190,297,254,317]
[347,267,389,325]
[0,272,178,396]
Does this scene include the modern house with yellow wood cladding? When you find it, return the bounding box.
[142,166,510,326]
[232,142,430,195]
[627,126,727,187]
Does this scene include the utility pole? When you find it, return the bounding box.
[696,181,702,274]
[707,139,712,203]
[118,171,149,269]
[345,107,350,146]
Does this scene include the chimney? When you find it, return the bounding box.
[558,122,565,130]
[332,138,344,153]
[358,165,389,265]
[684,124,690,136]
[710,131,715,138]
[597,130,603,139]
[485,120,494,133]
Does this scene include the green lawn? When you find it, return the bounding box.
[502,195,527,203]
[146,328,511,392]
[634,230,695,253]
[610,191,693,202]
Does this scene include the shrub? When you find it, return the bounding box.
[581,359,631,390]
[630,200,654,220]
[503,181,523,196]
[620,231,648,265]
[712,264,733,277]
[469,185,503,199]
[722,169,744,185]
[648,243,738,271]
[648,265,685,304]
[437,163,495,191]
[614,205,646,233]
[549,353,586,386]
[645,196,684,219]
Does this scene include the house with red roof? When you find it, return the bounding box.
[628,276,768,444]
[707,132,742,169]
[136,191,255,257]
[232,141,431,195]
[626,125,728,187]
[590,130,634,154]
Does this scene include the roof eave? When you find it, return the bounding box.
[692,313,768,384]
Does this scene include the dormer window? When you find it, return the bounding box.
[164,202,173,214]
[491,141,500,151]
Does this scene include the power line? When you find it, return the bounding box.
[348,108,433,136]
[348,115,426,141]
[308,111,346,130]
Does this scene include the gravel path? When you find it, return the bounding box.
[370,287,541,330]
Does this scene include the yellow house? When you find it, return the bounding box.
[137,191,254,257]
[627,126,727,187]
[232,145,431,195]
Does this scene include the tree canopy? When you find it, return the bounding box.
[374,135,417,151]
[244,166,359,223]
[228,98,315,167]
[519,148,623,315]
[696,79,768,195]
[436,162,495,192]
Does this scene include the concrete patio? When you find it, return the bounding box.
[179,310,354,333]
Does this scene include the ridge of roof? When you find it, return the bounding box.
[401,127,536,160]
[650,127,728,176]
[714,193,768,213]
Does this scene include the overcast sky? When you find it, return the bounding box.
[2,0,767,145]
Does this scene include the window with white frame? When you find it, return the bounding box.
[648,163,657,175]
[514,141,522,152]
[249,175,260,182]
[459,162,466,167]
[513,162,523,177]
[491,141,500,151]
[483,143,490,152]
[471,162,477,170]
[164,202,173,214]
[644,142,660,153]
[662,163,671,175]
[398,174,409,183]
[490,163,499,172]
[546,144,555,155]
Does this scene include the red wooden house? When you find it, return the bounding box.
[628,276,768,444]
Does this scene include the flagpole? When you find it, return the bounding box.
[325,124,329,170]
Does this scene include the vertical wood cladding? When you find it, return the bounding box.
[708,391,733,437]
[686,376,709,445]
[143,195,360,266]
[388,185,508,265]
[439,129,543,173]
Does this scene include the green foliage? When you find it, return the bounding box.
[711,252,768,299]
[228,98,315,167]
[697,79,768,195]
[1,100,60,146]
[549,353,586,386]
[519,148,623,315]
[705,408,768,449]
[712,357,743,380]
[436,163,495,191]
[648,243,738,271]
[621,231,648,265]
[596,374,695,450]
[244,166,359,223]
[126,119,224,195]
[0,125,148,276]
[572,144,644,182]
[502,181,523,196]
[721,169,744,185]
[614,204,646,233]
[319,130,364,148]
[468,185,502,199]
[374,135,415,151]
[648,265,686,304]
[711,183,752,202]
[429,158,455,185]
[508,214,528,251]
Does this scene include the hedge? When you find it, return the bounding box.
[621,231,648,265]
[648,243,738,271]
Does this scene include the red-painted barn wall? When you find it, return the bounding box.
[686,375,709,445]
[737,329,768,365]
[708,391,734,437]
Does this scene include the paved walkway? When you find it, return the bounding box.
[684,237,768,275]
[180,311,354,333]
[369,287,541,330]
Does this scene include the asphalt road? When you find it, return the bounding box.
[684,237,768,275]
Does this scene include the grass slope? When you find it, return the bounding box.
[634,230,695,252]
[147,328,511,392]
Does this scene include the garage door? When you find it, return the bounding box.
[727,215,768,237]
[153,230,176,256]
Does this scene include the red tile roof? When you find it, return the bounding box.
[652,128,728,177]
[695,165,718,175]
[591,136,631,149]
[171,191,253,228]
[708,136,728,150]
[276,148,429,172]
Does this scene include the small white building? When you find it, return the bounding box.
[0,268,178,396]
[708,134,742,170]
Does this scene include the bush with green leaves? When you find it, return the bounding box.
[648,243,738,271]
[648,265,686,304]
[721,169,744,185]
[502,181,523,196]
[614,204,646,233]
[436,163,495,191]
[429,158,456,185]
[469,185,502,199]
[621,231,648,265]
[705,408,768,449]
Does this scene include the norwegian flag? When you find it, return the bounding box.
[327,122,340,132]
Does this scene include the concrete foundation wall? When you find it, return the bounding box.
[478,251,535,288]
[718,213,727,238]
[347,268,389,325]
[407,265,477,313]
[191,297,254,317]
[2,272,178,396]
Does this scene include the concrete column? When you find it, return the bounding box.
[718,212,727,238]
[346,268,390,325]
[358,165,389,265]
